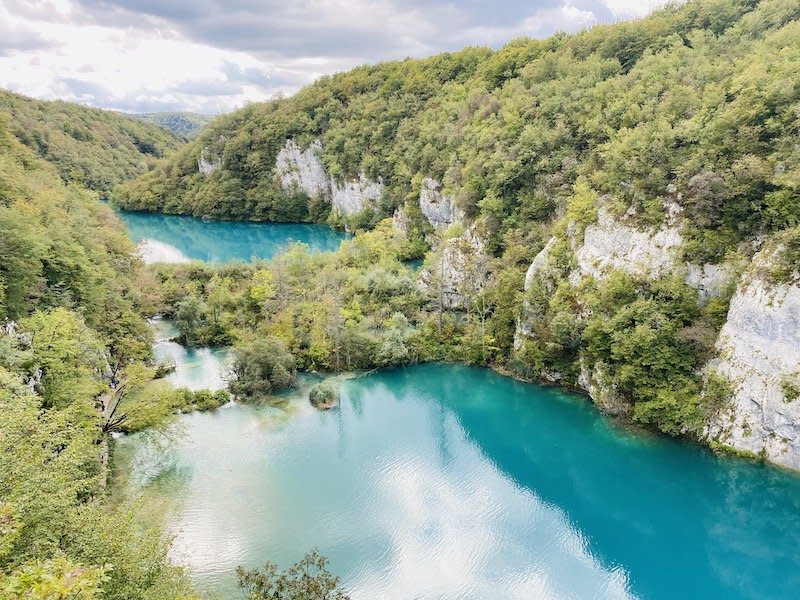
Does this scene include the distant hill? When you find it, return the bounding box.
[131,112,214,139]
[0,89,184,195]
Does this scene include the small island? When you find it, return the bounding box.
[309,382,339,410]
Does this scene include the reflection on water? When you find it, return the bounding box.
[114,364,800,600]
[118,211,349,264]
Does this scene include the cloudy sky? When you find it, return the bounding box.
[0,0,672,114]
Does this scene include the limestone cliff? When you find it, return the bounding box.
[331,175,384,216]
[516,204,800,469]
[197,146,222,176]
[274,139,329,199]
[418,225,489,310]
[707,246,800,469]
[517,206,723,344]
[273,138,384,217]
[419,178,461,228]
[569,207,683,285]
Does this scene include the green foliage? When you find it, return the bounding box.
[118,0,799,263]
[112,0,800,448]
[581,274,722,435]
[0,366,194,599]
[5,8,800,592]
[781,375,800,403]
[1,553,109,599]
[0,89,182,194]
[118,376,230,434]
[309,383,339,410]
[0,119,154,367]
[22,308,107,410]
[237,549,350,600]
[768,227,800,284]
[0,101,193,597]
[130,112,213,139]
[230,337,297,401]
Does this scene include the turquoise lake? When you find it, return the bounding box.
[115,216,800,599]
[118,211,348,263]
[115,364,800,600]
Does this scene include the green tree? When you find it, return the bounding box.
[230,337,297,401]
[236,550,350,600]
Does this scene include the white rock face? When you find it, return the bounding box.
[524,238,557,292]
[392,206,412,236]
[514,208,734,401]
[198,147,222,176]
[274,139,329,198]
[685,262,736,304]
[273,138,383,217]
[419,178,460,228]
[419,226,489,310]
[708,250,800,469]
[570,207,683,285]
[514,238,557,347]
[332,175,384,216]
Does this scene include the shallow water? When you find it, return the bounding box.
[114,364,800,600]
[149,318,231,391]
[118,211,348,263]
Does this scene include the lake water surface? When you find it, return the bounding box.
[114,364,800,600]
[117,215,800,599]
[118,211,348,263]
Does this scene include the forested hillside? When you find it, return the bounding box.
[130,112,214,139]
[0,89,182,194]
[0,113,199,597]
[116,0,800,259]
[115,0,800,457]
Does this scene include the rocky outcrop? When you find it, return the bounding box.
[332,175,384,216]
[418,225,489,310]
[514,206,800,470]
[392,206,412,236]
[707,247,800,469]
[578,360,631,417]
[685,262,736,304]
[524,238,558,292]
[274,139,329,198]
[198,146,222,176]
[515,239,558,344]
[273,138,383,217]
[514,204,740,416]
[569,207,683,285]
[419,178,460,228]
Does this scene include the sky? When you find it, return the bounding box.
[0,0,674,114]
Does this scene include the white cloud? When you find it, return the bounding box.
[449,3,598,48]
[0,0,339,112]
[603,0,675,19]
[0,1,673,113]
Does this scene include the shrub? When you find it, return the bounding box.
[309,383,339,410]
[230,337,297,401]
